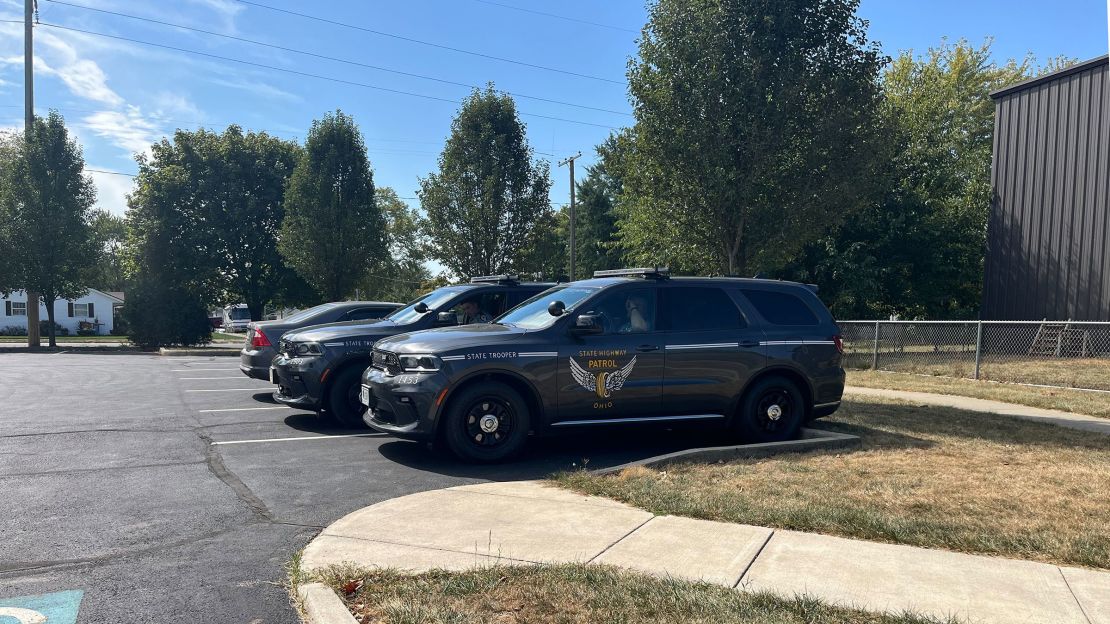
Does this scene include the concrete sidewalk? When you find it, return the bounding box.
[300,481,1109,624]
[845,386,1110,435]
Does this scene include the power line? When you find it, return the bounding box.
[37,22,620,130]
[44,0,631,117]
[87,168,135,177]
[468,0,639,34]
[231,0,625,85]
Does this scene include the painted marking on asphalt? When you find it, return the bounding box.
[171,368,240,372]
[211,434,378,445]
[199,406,292,413]
[179,377,250,380]
[0,590,83,624]
[186,388,268,392]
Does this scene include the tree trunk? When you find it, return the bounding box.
[45,301,57,348]
[247,300,265,322]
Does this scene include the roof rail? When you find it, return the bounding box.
[470,274,519,284]
[592,267,671,280]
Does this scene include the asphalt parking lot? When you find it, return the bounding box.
[0,352,721,623]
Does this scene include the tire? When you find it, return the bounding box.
[325,365,369,428]
[441,382,530,463]
[735,375,805,443]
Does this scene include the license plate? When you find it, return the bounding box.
[269,367,276,384]
[359,385,370,406]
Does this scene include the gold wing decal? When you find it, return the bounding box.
[604,355,637,395]
[569,357,596,394]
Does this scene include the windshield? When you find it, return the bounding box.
[496,286,598,330]
[228,307,251,320]
[280,303,337,324]
[387,286,473,324]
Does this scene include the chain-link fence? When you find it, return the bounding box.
[838,320,1110,392]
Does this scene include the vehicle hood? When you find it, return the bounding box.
[284,318,400,343]
[375,323,527,354]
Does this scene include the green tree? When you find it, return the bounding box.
[280,110,386,301]
[616,0,886,276]
[0,130,20,294]
[784,40,1041,318]
[355,187,431,303]
[88,210,129,293]
[521,206,568,281]
[572,144,625,277]
[1,111,98,346]
[419,87,553,278]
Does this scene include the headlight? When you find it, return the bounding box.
[398,354,441,372]
[294,342,324,357]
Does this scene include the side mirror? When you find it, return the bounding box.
[571,313,603,335]
[414,302,429,314]
[547,300,566,317]
[435,311,458,326]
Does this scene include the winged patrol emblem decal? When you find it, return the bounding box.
[569,356,637,399]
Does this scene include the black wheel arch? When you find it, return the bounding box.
[727,365,815,426]
[320,354,373,408]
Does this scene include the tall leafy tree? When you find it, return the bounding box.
[616,0,886,275]
[355,187,431,303]
[0,130,20,295]
[783,40,1042,318]
[88,210,129,293]
[419,87,552,278]
[1,112,98,346]
[280,110,386,301]
[572,143,625,276]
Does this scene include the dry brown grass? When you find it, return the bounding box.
[315,564,955,624]
[847,369,1110,418]
[557,396,1110,569]
[851,356,1110,391]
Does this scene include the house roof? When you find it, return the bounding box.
[87,288,125,304]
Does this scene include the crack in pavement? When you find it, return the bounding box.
[197,430,276,523]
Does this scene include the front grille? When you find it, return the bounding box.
[371,349,400,374]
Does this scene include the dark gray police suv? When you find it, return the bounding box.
[361,268,845,462]
[270,276,555,426]
[240,301,402,380]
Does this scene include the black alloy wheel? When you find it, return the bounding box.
[736,376,805,443]
[442,382,530,462]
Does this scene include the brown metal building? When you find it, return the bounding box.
[982,55,1109,321]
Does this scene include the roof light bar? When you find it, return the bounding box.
[469,274,519,284]
[592,267,671,279]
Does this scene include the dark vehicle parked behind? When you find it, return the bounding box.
[240,301,402,380]
[270,276,555,426]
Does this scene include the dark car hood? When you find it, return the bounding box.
[376,323,527,354]
[285,318,401,342]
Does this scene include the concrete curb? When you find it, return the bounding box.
[158,347,241,357]
[297,583,357,624]
[588,427,861,475]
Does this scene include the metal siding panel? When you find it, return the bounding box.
[1070,72,1091,320]
[1037,80,1060,320]
[1087,68,1108,320]
[1026,83,1045,319]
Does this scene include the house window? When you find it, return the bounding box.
[10,302,27,316]
[74,303,90,317]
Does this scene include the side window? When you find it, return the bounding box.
[580,288,657,334]
[448,292,505,324]
[664,287,745,331]
[741,289,819,326]
[344,307,387,321]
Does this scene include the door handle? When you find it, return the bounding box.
[739,340,760,348]
[636,344,659,352]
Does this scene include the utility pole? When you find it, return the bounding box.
[25,0,40,348]
[558,152,581,281]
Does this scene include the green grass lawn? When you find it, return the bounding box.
[0,334,242,344]
[309,563,955,624]
[557,395,1110,570]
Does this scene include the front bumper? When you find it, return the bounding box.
[271,354,325,411]
[360,366,447,441]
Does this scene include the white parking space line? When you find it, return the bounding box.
[186,388,267,392]
[210,434,377,445]
[179,377,249,380]
[199,406,292,413]
[171,369,240,372]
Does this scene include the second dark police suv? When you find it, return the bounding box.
[360,268,845,462]
[269,276,553,426]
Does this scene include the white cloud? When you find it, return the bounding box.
[80,107,161,157]
[33,30,124,107]
[209,77,302,103]
[88,168,134,216]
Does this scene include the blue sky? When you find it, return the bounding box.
[0,0,1107,221]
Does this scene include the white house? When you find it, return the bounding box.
[1,289,124,336]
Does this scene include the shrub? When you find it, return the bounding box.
[0,325,26,336]
[40,320,69,336]
[124,276,212,349]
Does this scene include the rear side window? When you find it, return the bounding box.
[344,307,389,321]
[664,287,744,331]
[741,289,819,326]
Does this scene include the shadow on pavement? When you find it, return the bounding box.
[376,426,735,481]
[282,412,377,436]
[252,392,280,404]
